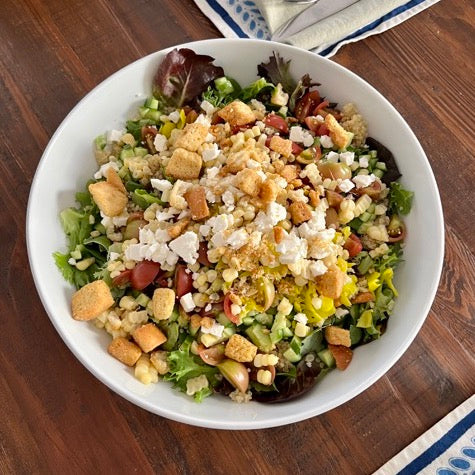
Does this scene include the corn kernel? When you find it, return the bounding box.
[222,268,239,283]
[257,369,272,385]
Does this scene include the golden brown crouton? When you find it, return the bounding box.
[289,201,312,225]
[88,181,127,217]
[325,326,352,347]
[174,123,209,152]
[259,179,279,204]
[325,114,354,149]
[165,148,202,180]
[218,100,255,126]
[167,217,191,239]
[236,168,263,197]
[308,189,320,207]
[279,164,299,182]
[222,150,250,174]
[269,135,292,158]
[132,323,167,352]
[108,337,142,366]
[105,167,127,195]
[152,288,175,320]
[316,265,345,299]
[184,186,210,220]
[273,226,285,244]
[190,314,202,330]
[224,334,258,363]
[328,344,353,370]
[71,280,114,321]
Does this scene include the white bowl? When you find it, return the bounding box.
[26,39,444,429]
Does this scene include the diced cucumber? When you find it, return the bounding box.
[200,326,235,347]
[139,106,150,118]
[133,146,148,157]
[289,335,301,354]
[270,313,289,344]
[216,312,232,327]
[135,293,150,308]
[369,157,378,169]
[255,313,273,327]
[144,97,159,110]
[369,150,378,158]
[94,134,107,150]
[245,323,274,352]
[360,211,372,222]
[242,316,255,326]
[357,255,373,275]
[144,109,160,122]
[300,330,324,356]
[358,222,371,234]
[317,348,335,368]
[375,161,387,171]
[373,168,384,179]
[120,147,135,160]
[162,322,179,351]
[214,76,234,94]
[283,347,301,363]
[70,249,82,260]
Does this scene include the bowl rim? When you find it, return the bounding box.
[26,38,445,429]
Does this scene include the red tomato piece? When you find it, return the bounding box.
[344,233,363,258]
[199,344,226,366]
[291,142,304,155]
[294,90,321,122]
[304,116,320,133]
[197,242,212,266]
[264,114,289,134]
[112,269,131,287]
[175,264,193,298]
[316,124,330,136]
[130,261,161,290]
[223,293,240,324]
[313,100,330,115]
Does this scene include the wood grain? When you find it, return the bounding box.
[0,0,473,474]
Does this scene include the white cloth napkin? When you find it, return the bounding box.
[194,0,441,57]
[375,394,475,474]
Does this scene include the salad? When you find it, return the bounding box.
[55,49,413,403]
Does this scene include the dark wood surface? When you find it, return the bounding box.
[1,1,474,473]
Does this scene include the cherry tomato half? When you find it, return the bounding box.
[344,233,363,258]
[130,260,161,290]
[387,215,406,242]
[112,269,132,287]
[264,114,289,134]
[175,264,193,298]
[294,90,321,122]
[223,293,240,324]
[199,344,226,366]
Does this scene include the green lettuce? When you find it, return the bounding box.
[389,182,414,215]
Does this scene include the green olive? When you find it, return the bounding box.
[317,161,352,180]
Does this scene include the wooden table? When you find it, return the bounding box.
[1,1,474,473]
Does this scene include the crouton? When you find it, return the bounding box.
[325,114,354,149]
[269,135,292,158]
[259,179,279,204]
[152,288,175,320]
[132,323,167,352]
[88,181,127,217]
[316,265,345,299]
[351,292,374,304]
[328,344,353,370]
[167,217,191,239]
[218,100,255,126]
[165,148,202,180]
[236,168,262,197]
[289,201,312,225]
[309,189,320,207]
[190,314,202,330]
[184,186,210,220]
[279,164,299,182]
[325,326,352,347]
[108,337,142,367]
[174,123,209,152]
[71,280,114,321]
[273,226,285,244]
[222,150,250,174]
[224,334,258,363]
[105,167,127,194]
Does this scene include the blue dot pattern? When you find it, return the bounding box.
[214,0,271,40]
[436,435,475,475]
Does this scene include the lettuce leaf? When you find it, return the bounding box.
[164,337,218,401]
[389,182,414,215]
[59,208,93,251]
[152,48,224,110]
[53,252,98,289]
